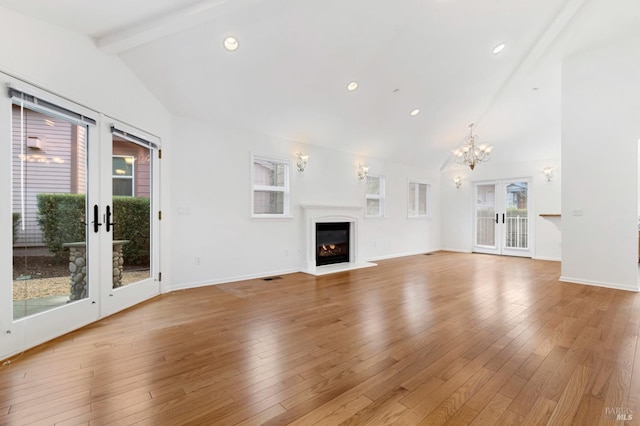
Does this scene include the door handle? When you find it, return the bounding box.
[495,214,499,224]
[92,204,102,233]
[106,205,116,233]
[502,213,505,224]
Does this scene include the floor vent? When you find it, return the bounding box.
[263,276,283,281]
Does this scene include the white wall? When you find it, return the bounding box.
[441,158,562,261]
[167,116,441,290]
[561,37,640,291]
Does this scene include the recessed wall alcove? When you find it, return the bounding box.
[300,204,376,276]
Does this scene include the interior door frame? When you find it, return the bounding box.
[473,178,533,258]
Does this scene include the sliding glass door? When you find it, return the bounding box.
[474,179,531,257]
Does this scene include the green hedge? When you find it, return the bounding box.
[112,196,150,265]
[12,212,20,243]
[37,194,150,265]
[37,194,85,256]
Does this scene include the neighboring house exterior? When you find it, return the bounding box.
[11,105,150,248]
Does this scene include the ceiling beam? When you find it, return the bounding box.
[439,0,588,171]
[97,0,263,55]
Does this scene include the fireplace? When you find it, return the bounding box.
[316,222,350,266]
[300,203,376,275]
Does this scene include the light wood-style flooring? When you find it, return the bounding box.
[1,252,639,425]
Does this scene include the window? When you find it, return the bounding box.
[365,175,385,218]
[113,155,134,196]
[252,155,290,216]
[408,180,430,218]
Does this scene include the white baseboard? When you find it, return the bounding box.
[533,256,561,262]
[165,267,302,292]
[559,276,639,292]
[366,249,441,262]
[439,247,472,254]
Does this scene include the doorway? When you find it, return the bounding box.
[4,82,160,357]
[473,179,532,257]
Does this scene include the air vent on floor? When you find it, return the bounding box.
[263,276,283,281]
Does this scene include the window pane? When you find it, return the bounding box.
[408,182,415,215]
[254,159,286,187]
[113,178,133,196]
[366,199,380,216]
[366,176,380,195]
[254,191,284,214]
[418,183,427,215]
[112,157,133,177]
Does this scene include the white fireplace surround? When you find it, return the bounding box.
[301,203,377,276]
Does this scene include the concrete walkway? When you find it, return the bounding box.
[13,295,69,319]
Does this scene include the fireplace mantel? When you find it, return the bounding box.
[300,203,376,275]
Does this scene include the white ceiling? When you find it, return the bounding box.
[2,0,639,169]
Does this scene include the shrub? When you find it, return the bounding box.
[112,196,150,265]
[37,194,150,264]
[12,212,20,243]
[37,193,85,256]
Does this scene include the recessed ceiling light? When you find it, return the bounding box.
[492,43,505,55]
[347,81,359,91]
[410,109,420,116]
[223,36,239,51]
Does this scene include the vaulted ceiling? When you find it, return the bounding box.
[1,0,638,169]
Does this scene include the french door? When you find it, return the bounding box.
[2,80,160,358]
[473,179,531,257]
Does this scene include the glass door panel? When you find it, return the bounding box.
[100,121,159,318]
[475,183,498,254]
[504,181,529,251]
[12,103,90,319]
[111,136,152,289]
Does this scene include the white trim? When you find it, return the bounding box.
[532,255,561,262]
[166,267,302,292]
[559,276,639,292]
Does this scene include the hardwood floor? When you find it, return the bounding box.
[1,252,639,425]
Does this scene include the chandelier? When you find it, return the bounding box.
[451,123,493,170]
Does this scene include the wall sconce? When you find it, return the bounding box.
[296,153,309,172]
[454,176,463,189]
[357,164,369,180]
[543,166,554,182]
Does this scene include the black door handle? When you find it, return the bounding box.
[92,204,102,233]
[495,213,499,224]
[502,213,505,224]
[106,205,116,233]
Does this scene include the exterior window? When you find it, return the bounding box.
[408,180,430,218]
[252,155,290,216]
[113,155,134,196]
[365,175,385,218]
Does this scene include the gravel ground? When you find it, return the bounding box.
[13,270,152,301]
